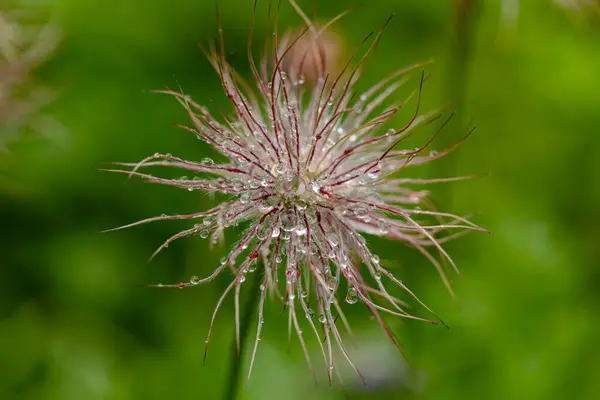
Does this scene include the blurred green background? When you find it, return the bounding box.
[2,0,600,399]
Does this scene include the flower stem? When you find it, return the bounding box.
[223,273,261,400]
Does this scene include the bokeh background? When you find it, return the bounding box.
[2,0,600,399]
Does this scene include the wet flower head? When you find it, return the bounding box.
[106,0,484,385]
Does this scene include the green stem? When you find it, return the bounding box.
[449,0,478,127]
[223,273,261,400]
[437,0,479,203]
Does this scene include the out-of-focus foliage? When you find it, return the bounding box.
[0,0,60,150]
[1,0,599,399]
[555,0,600,24]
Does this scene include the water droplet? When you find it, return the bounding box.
[295,199,307,211]
[280,213,297,232]
[345,288,358,304]
[367,166,381,180]
[310,181,320,194]
[319,314,327,323]
[257,224,270,240]
[247,262,256,273]
[199,230,209,239]
[378,221,389,235]
[240,192,250,204]
[273,163,290,179]
[371,254,380,264]
[327,234,339,247]
[353,205,368,219]
[367,193,383,205]
[201,158,214,167]
[239,274,246,283]
[267,82,273,89]
[360,94,367,101]
[190,275,200,284]
[306,309,315,320]
[259,283,266,291]
[327,277,336,290]
[258,203,273,213]
[271,227,281,238]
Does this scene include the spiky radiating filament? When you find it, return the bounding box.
[106,0,485,388]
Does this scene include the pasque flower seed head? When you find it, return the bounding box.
[105,0,484,386]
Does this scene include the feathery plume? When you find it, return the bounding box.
[106,0,483,386]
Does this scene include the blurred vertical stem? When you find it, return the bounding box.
[449,0,478,123]
[438,0,479,199]
[223,272,261,400]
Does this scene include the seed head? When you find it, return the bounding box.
[105,0,484,387]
